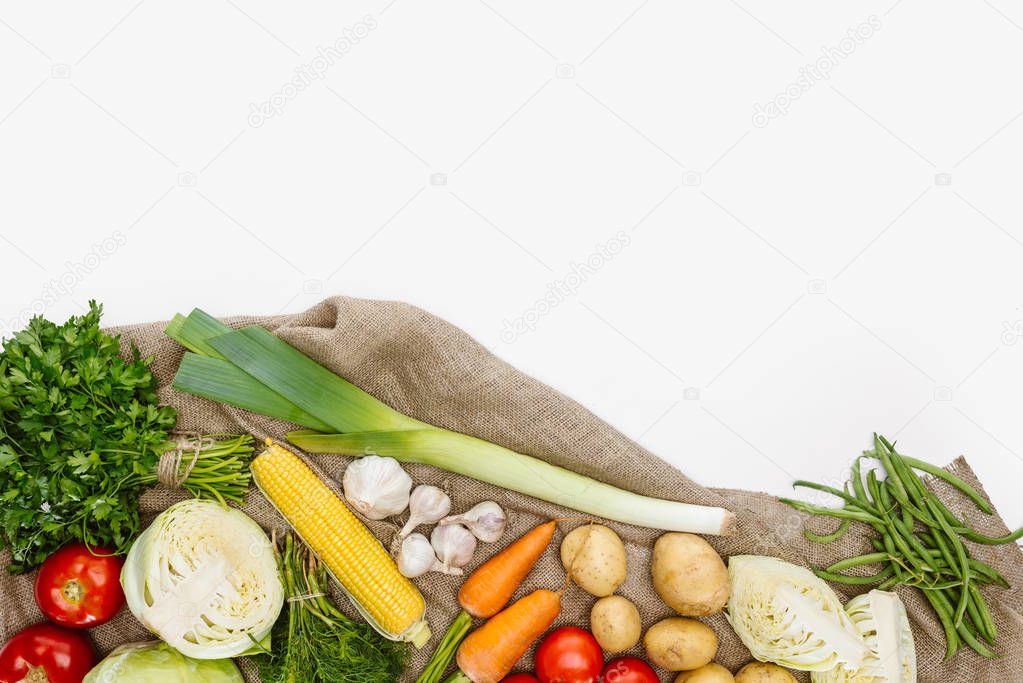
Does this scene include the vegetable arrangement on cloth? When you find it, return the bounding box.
[0,296,1020,683]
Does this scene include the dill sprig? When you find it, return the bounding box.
[258,533,408,683]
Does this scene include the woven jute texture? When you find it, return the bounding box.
[2,297,1021,682]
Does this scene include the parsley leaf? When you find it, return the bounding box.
[0,302,177,572]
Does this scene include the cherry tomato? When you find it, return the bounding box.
[502,675,541,683]
[34,544,125,629]
[535,627,603,683]
[0,623,95,683]
[601,657,658,683]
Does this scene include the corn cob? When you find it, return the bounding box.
[252,440,431,647]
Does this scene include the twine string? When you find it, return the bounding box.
[157,432,214,488]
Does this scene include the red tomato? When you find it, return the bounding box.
[535,627,603,683]
[601,658,658,683]
[35,544,125,629]
[0,623,95,683]
[503,675,541,683]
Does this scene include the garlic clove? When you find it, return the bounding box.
[440,501,507,543]
[398,533,462,578]
[342,455,412,521]
[399,485,452,539]
[430,523,477,572]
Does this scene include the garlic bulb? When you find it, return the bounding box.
[440,501,507,543]
[399,485,452,538]
[342,456,412,520]
[431,524,477,572]
[397,533,450,578]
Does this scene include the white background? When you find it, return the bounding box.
[2,1,1022,530]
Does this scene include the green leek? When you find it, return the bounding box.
[166,309,736,536]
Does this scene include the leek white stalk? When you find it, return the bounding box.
[288,429,736,535]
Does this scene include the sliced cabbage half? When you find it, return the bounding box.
[84,641,244,683]
[811,590,917,683]
[121,499,284,659]
[725,555,869,672]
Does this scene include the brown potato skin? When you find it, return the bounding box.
[590,595,642,653]
[652,533,729,617]
[675,663,735,682]
[733,662,798,683]
[643,617,718,671]
[560,525,627,597]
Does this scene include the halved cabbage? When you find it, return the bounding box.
[121,499,284,659]
[811,590,917,683]
[84,642,244,682]
[725,555,869,672]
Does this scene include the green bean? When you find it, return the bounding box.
[931,588,997,658]
[874,435,910,502]
[793,480,878,513]
[923,495,971,626]
[826,552,889,573]
[888,450,947,530]
[881,533,907,584]
[779,498,880,523]
[870,472,932,573]
[914,578,964,591]
[955,586,991,643]
[958,619,998,658]
[970,561,1010,589]
[900,454,993,514]
[969,584,997,643]
[804,519,851,544]
[922,589,959,660]
[850,456,870,506]
[890,518,938,573]
[962,526,1023,545]
[921,552,1006,587]
[814,566,895,585]
[878,576,899,590]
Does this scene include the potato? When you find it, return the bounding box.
[652,533,729,616]
[560,524,627,597]
[733,662,797,683]
[643,617,718,671]
[590,595,642,653]
[675,663,735,682]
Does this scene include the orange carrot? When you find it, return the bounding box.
[458,520,557,618]
[417,521,558,683]
[455,589,562,683]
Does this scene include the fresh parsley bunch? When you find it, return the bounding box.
[0,302,252,572]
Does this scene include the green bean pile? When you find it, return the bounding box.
[781,434,1022,660]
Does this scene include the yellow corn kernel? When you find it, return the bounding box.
[252,441,430,646]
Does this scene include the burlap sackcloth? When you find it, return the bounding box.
[2,297,1021,682]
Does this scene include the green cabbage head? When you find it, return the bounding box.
[83,642,244,683]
